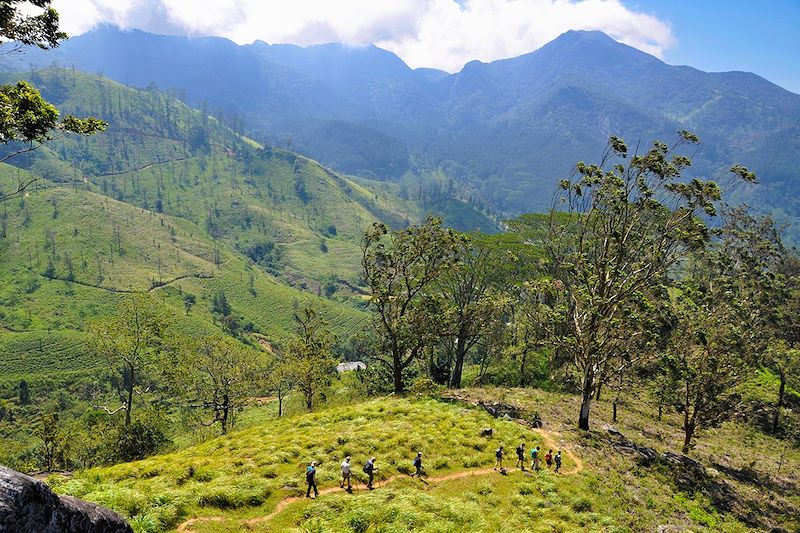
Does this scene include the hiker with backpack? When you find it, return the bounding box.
[530,446,540,471]
[515,442,526,470]
[306,461,319,498]
[412,452,423,478]
[494,445,504,471]
[545,449,553,469]
[340,455,352,490]
[363,457,376,489]
[554,450,562,473]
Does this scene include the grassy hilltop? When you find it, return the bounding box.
[44,391,799,533]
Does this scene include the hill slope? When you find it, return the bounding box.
[44,393,799,532]
[0,177,367,381]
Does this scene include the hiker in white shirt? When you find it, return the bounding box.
[340,455,352,489]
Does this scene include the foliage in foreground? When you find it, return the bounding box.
[47,397,545,531]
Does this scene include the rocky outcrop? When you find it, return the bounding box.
[607,426,659,464]
[0,465,132,533]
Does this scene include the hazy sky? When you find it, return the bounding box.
[51,0,800,93]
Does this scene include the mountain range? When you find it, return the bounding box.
[10,25,800,218]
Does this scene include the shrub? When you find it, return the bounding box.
[110,420,169,463]
[461,456,482,468]
[408,377,439,396]
[128,513,160,533]
[433,458,449,470]
[476,482,494,496]
[345,509,371,533]
[572,497,593,512]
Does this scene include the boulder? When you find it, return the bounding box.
[477,401,523,420]
[660,452,705,473]
[606,428,658,464]
[0,465,132,533]
[479,427,493,437]
[612,442,658,463]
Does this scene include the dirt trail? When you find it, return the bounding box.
[176,427,582,533]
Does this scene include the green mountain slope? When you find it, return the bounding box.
[0,68,423,291]
[0,68,497,382]
[0,172,366,381]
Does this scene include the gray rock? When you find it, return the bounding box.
[660,452,705,473]
[0,465,132,533]
[607,428,657,464]
[479,428,493,437]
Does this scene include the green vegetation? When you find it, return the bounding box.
[42,391,799,532]
[47,397,549,532]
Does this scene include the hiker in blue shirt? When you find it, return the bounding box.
[531,446,541,471]
[412,452,423,478]
[306,461,318,498]
[363,457,376,489]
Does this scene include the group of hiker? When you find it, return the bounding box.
[306,444,562,498]
[495,443,562,473]
[305,454,382,498]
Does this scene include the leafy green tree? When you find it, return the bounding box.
[211,291,231,316]
[183,293,196,315]
[362,217,461,393]
[665,262,755,454]
[534,132,755,430]
[284,306,336,410]
[265,359,294,417]
[36,411,65,470]
[0,1,105,202]
[88,293,171,427]
[717,206,799,434]
[764,342,800,434]
[109,413,169,462]
[17,379,29,405]
[436,236,509,389]
[179,335,266,433]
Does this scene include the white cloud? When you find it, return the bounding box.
[52,0,674,72]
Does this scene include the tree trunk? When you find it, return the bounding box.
[519,348,528,388]
[612,399,618,423]
[658,403,663,421]
[682,384,694,454]
[306,391,313,411]
[578,367,594,430]
[450,336,467,389]
[278,393,283,417]
[125,365,134,427]
[772,370,786,434]
[393,364,403,394]
[221,396,229,434]
[393,349,404,393]
[594,382,603,401]
[682,423,694,454]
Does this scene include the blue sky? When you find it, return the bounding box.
[630,0,800,93]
